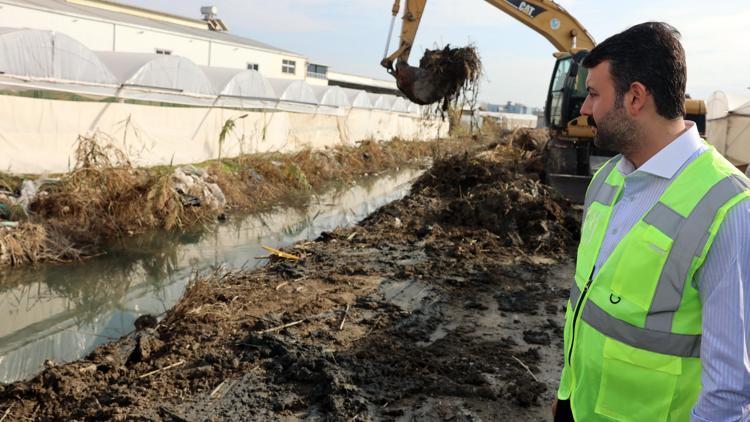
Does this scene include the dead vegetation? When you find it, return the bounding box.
[0,134,478,269]
[31,134,190,247]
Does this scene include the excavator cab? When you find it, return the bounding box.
[546,53,588,130]
[543,53,598,202]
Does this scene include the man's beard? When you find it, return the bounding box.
[592,103,641,155]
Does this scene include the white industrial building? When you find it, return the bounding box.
[0,0,399,91]
[0,0,450,174]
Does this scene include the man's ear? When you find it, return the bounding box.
[626,82,649,116]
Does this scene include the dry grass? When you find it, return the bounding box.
[0,223,46,266]
[204,137,451,213]
[0,223,79,266]
[0,172,22,194]
[1,135,479,269]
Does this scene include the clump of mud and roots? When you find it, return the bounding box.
[394,45,481,110]
[0,129,580,421]
[0,134,476,268]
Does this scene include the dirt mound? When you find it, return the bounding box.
[508,127,550,152]
[375,132,576,257]
[441,175,570,254]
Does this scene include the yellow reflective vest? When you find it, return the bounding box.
[557,146,750,421]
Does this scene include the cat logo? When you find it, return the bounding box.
[518,2,536,16]
[504,0,547,18]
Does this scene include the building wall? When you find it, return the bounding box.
[209,42,304,79]
[0,94,446,173]
[113,24,210,64]
[0,1,407,94]
[0,2,115,50]
[0,1,307,80]
[306,77,328,87]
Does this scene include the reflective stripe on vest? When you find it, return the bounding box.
[645,174,750,332]
[583,156,621,213]
[570,283,701,357]
[569,172,750,357]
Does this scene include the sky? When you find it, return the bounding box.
[124,0,749,108]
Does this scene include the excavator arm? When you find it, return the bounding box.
[381,0,596,72]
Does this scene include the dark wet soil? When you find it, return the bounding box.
[0,134,579,421]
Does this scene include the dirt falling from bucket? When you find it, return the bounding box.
[396,45,482,111]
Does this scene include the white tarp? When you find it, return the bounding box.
[371,94,397,111]
[96,51,216,106]
[0,94,447,174]
[201,66,277,109]
[0,27,118,97]
[341,88,372,109]
[311,85,350,116]
[0,28,117,84]
[311,85,350,108]
[707,91,750,119]
[392,97,409,113]
[706,90,750,165]
[268,78,318,113]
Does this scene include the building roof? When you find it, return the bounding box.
[0,0,304,57]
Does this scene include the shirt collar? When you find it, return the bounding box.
[617,121,702,179]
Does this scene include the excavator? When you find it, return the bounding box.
[380,0,707,202]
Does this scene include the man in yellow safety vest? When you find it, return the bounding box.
[553,22,750,421]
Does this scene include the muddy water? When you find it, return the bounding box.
[0,169,423,383]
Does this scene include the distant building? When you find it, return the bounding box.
[482,102,502,113]
[504,101,529,115]
[479,101,538,115]
[0,0,397,92]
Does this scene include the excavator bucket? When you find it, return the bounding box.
[390,46,481,110]
[393,61,451,106]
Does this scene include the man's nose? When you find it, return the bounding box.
[580,95,592,116]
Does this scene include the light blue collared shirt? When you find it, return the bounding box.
[592,122,750,421]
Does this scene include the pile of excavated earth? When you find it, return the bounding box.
[0,128,580,421]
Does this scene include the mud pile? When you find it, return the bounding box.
[0,129,577,420]
[366,129,577,258]
[395,45,481,110]
[423,153,574,255]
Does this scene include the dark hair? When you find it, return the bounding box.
[582,22,686,119]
